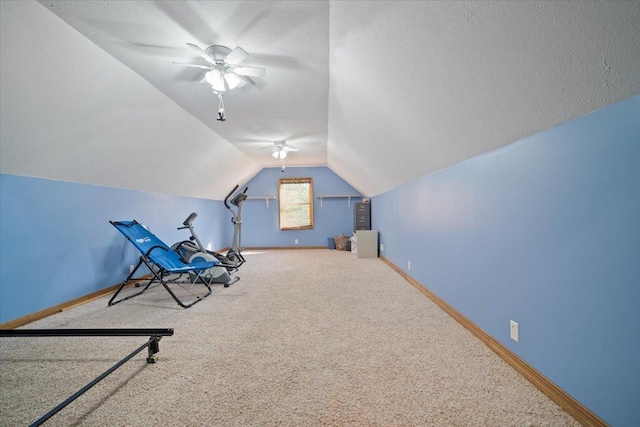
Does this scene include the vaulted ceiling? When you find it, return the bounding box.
[1,1,639,199]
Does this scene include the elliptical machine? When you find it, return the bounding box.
[224,185,248,268]
[171,213,240,287]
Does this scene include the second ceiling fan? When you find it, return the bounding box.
[260,141,300,172]
[260,140,300,159]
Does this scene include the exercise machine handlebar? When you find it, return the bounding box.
[225,186,248,209]
[224,185,239,209]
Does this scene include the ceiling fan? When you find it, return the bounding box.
[259,140,300,172]
[173,43,266,120]
[174,43,265,92]
[260,140,300,160]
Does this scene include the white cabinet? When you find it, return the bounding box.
[356,230,378,258]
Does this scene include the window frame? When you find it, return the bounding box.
[278,177,314,230]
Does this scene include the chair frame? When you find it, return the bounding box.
[109,220,216,308]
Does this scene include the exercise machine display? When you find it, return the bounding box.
[171,213,240,287]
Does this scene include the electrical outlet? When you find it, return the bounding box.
[295,239,299,245]
[408,260,411,270]
[510,320,519,342]
[380,244,384,252]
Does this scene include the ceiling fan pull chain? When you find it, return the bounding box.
[217,93,226,121]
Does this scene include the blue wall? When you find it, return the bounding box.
[241,167,360,247]
[372,95,640,426]
[0,166,357,322]
[0,174,229,324]
[2,97,637,423]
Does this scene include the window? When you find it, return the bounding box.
[279,178,314,230]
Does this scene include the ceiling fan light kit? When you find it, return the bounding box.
[272,150,287,160]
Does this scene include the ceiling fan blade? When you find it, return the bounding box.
[224,46,249,66]
[187,43,215,64]
[235,75,248,88]
[234,66,266,77]
[257,141,301,152]
[172,62,213,70]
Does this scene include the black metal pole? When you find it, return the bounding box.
[29,336,159,427]
[0,328,173,337]
[0,329,174,425]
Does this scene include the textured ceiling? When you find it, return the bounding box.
[1,1,639,199]
[37,0,331,167]
[328,1,640,196]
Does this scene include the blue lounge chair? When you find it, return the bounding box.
[109,220,219,308]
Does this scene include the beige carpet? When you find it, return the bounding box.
[0,249,579,426]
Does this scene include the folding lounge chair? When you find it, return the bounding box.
[109,220,220,308]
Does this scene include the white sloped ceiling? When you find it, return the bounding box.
[1,1,639,199]
[0,0,262,200]
[328,1,640,197]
